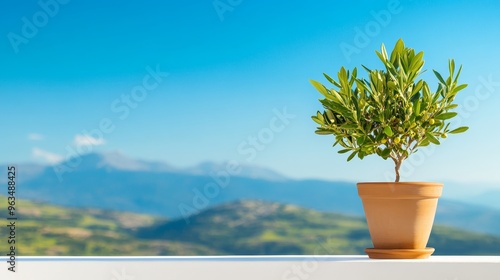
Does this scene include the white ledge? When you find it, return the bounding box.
[1,256,500,280]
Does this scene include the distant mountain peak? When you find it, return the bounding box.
[62,152,174,172]
[97,151,150,171]
[186,161,287,181]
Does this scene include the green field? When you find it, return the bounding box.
[0,196,216,255]
[1,196,500,256]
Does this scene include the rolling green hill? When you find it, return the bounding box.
[138,200,500,255]
[0,196,217,256]
[1,196,500,256]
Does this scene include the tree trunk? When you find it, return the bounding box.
[394,159,403,182]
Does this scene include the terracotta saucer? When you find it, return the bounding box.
[365,247,435,259]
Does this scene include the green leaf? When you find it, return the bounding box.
[376,51,386,63]
[383,126,394,136]
[445,104,458,110]
[449,59,455,77]
[413,99,421,116]
[351,96,361,121]
[433,70,446,85]
[347,151,358,161]
[310,80,329,97]
[435,112,458,120]
[329,89,344,103]
[380,44,388,60]
[338,139,349,148]
[425,132,440,145]
[332,139,339,147]
[419,139,430,147]
[381,148,391,158]
[390,39,405,63]
[351,67,358,79]
[315,130,332,135]
[451,84,468,94]
[454,65,463,84]
[411,80,424,97]
[432,89,441,104]
[323,73,341,87]
[356,135,366,145]
[338,67,349,85]
[338,149,351,154]
[449,126,469,134]
[316,111,324,121]
[324,110,335,123]
[358,151,365,160]
[444,122,450,131]
[311,116,323,125]
[355,78,370,93]
[409,51,424,73]
[422,82,431,99]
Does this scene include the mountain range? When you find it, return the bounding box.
[5,152,500,235]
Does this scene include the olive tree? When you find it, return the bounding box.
[311,39,468,182]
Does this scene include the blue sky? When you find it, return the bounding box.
[2,0,500,184]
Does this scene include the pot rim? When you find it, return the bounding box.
[357,182,443,186]
[357,182,443,198]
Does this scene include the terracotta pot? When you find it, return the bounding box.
[357,182,443,259]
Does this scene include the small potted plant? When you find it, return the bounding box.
[310,39,468,259]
